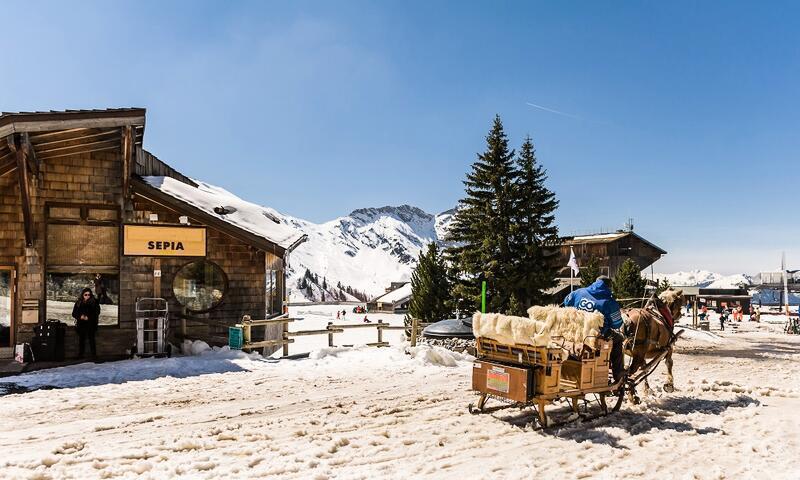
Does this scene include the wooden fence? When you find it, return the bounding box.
[237,315,409,356]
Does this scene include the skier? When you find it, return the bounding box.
[562,276,624,382]
[336,311,340,320]
[719,308,727,331]
[363,315,371,323]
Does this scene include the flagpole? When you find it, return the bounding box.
[571,268,574,293]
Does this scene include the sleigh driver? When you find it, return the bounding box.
[562,276,625,383]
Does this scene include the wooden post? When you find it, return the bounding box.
[153,258,161,297]
[282,320,289,357]
[8,135,33,247]
[377,319,383,344]
[181,307,187,337]
[692,298,698,328]
[121,126,133,208]
[327,322,334,347]
[411,317,419,347]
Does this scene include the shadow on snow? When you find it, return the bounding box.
[495,394,757,447]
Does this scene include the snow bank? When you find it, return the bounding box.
[309,344,471,368]
[473,306,603,347]
[2,348,267,390]
[404,344,472,367]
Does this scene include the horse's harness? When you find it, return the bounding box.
[625,295,677,349]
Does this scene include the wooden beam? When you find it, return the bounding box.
[13,135,34,247]
[21,133,38,178]
[30,129,115,150]
[27,127,97,142]
[0,158,16,177]
[121,125,133,205]
[36,138,120,158]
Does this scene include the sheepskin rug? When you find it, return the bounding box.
[472,306,604,348]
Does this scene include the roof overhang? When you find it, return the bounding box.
[0,108,146,178]
[132,177,306,258]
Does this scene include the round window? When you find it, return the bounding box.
[172,261,227,312]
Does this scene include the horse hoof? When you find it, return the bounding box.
[663,383,675,393]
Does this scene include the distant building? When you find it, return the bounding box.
[368,282,411,313]
[677,286,751,316]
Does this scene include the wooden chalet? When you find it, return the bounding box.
[557,231,666,278]
[546,230,667,303]
[0,108,306,360]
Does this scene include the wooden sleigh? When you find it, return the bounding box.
[468,336,625,428]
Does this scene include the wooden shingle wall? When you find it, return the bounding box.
[0,148,277,359]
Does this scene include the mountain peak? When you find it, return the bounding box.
[348,205,434,223]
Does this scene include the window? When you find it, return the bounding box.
[46,204,120,326]
[266,252,283,316]
[46,273,119,326]
[173,261,227,312]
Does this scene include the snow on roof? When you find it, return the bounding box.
[373,282,412,304]
[141,176,305,251]
[571,232,626,241]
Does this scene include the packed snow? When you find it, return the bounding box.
[1,305,799,479]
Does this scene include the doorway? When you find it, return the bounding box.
[0,266,14,358]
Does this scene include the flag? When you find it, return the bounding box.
[567,247,580,276]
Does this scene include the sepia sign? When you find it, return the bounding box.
[123,225,206,257]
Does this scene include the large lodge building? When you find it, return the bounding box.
[0,109,306,360]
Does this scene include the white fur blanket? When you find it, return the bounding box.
[473,305,604,348]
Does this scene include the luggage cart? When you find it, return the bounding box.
[134,298,171,357]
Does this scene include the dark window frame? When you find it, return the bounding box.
[172,260,229,314]
[44,202,122,329]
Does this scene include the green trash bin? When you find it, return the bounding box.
[229,326,244,350]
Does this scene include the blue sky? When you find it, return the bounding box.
[3,1,799,274]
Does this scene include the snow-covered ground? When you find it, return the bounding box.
[1,308,799,479]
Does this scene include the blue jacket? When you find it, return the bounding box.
[562,279,623,335]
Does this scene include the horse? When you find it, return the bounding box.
[622,288,684,398]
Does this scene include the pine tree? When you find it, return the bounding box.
[322,277,327,290]
[580,256,602,288]
[446,115,519,313]
[407,243,452,324]
[612,259,647,301]
[655,278,671,295]
[507,293,524,317]
[508,135,559,307]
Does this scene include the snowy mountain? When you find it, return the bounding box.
[654,270,752,289]
[282,205,454,302]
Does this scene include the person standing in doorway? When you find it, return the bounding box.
[72,287,100,359]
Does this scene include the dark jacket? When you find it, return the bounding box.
[563,279,624,335]
[72,297,101,332]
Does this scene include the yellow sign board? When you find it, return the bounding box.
[123,225,206,257]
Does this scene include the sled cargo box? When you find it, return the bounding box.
[472,360,561,399]
[560,339,611,389]
[472,361,534,402]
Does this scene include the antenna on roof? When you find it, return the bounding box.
[624,218,634,232]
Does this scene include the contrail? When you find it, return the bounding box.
[525,102,581,120]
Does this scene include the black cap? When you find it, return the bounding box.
[596,275,611,286]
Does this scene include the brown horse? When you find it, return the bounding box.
[622,288,684,396]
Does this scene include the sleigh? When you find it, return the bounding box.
[469,335,625,428]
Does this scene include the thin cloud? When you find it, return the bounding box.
[525,101,582,120]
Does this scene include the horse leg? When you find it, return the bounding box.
[663,348,675,393]
[626,353,645,404]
